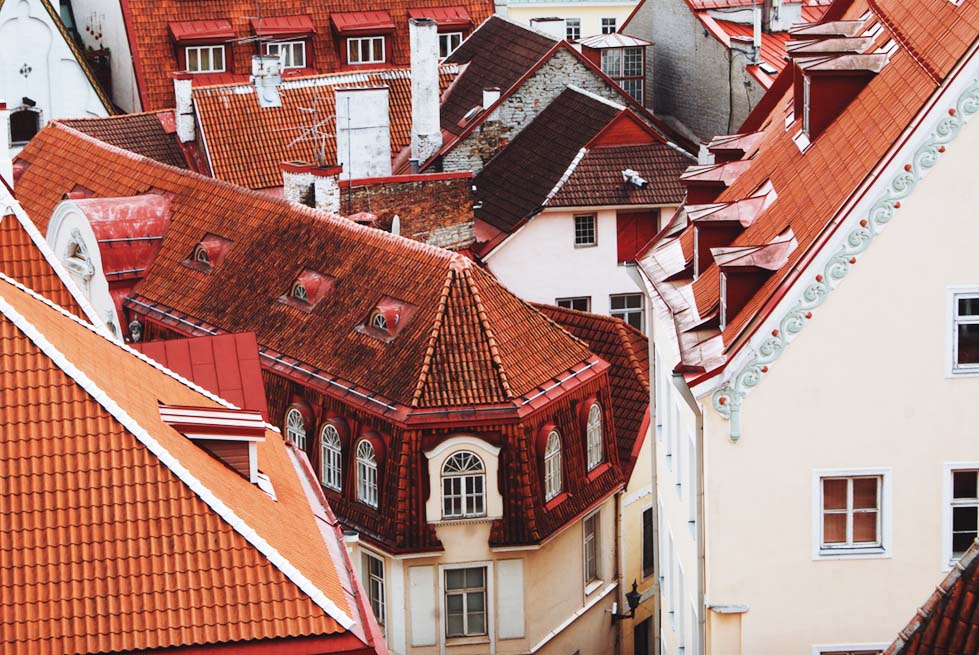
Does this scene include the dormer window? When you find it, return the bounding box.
[193,243,210,264]
[183,233,233,273]
[442,451,486,519]
[284,407,308,450]
[292,280,308,301]
[169,19,234,74]
[266,40,306,69]
[356,297,416,342]
[331,10,394,67]
[279,269,334,311]
[371,311,388,331]
[186,45,226,73]
[348,36,386,64]
[544,431,563,501]
[586,403,603,471]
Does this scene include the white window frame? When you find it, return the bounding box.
[440,562,493,641]
[574,214,597,247]
[586,403,603,471]
[357,439,379,508]
[185,44,226,73]
[942,461,979,569]
[611,293,645,333]
[677,563,686,651]
[347,36,386,65]
[320,424,342,491]
[441,451,486,519]
[946,286,979,376]
[583,510,601,589]
[362,550,386,626]
[266,39,306,69]
[544,431,562,501]
[810,644,888,655]
[811,467,892,560]
[556,296,591,312]
[566,18,581,41]
[601,17,617,34]
[285,407,306,450]
[438,31,463,59]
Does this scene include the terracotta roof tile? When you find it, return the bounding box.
[193,66,459,189]
[121,0,494,111]
[0,275,376,654]
[58,113,190,169]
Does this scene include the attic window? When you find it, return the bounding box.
[159,405,266,484]
[182,233,233,273]
[278,269,334,311]
[292,280,308,301]
[356,296,416,342]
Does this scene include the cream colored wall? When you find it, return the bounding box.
[699,78,979,654]
[509,3,639,38]
[620,426,657,654]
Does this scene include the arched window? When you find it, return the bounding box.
[544,431,562,500]
[285,407,307,450]
[357,439,378,508]
[371,311,388,331]
[10,108,39,144]
[193,243,211,265]
[586,403,603,471]
[291,280,309,302]
[442,451,485,519]
[320,424,342,491]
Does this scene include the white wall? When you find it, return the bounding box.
[0,0,109,154]
[486,206,671,318]
[70,0,139,112]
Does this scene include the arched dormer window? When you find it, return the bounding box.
[371,310,388,331]
[357,439,379,508]
[292,280,309,302]
[193,243,210,265]
[285,407,307,450]
[586,403,603,471]
[544,431,562,501]
[279,269,334,311]
[320,424,342,491]
[183,233,233,273]
[10,107,40,145]
[357,297,416,342]
[442,451,486,519]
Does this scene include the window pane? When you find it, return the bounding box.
[467,590,485,611]
[958,323,979,364]
[953,528,976,556]
[823,513,846,543]
[373,38,383,61]
[852,478,878,510]
[467,609,486,634]
[954,505,978,533]
[213,47,223,70]
[466,567,484,588]
[624,47,643,76]
[611,295,625,310]
[955,471,978,499]
[446,593,464,612]
[959,297,979,316]
[188,49,199,71]
[446,569,465,590]
[853,511,878,543]
[446,612,465,637]
[823,478,847,510]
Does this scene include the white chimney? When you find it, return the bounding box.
[172,72,195,143]
[409,18,442,165]
[482,87,501,108]
[335,87,392,180]
[752,5,762,63]
[529,17,566,41]
[280,162,342,214]
[251,55,283,108]
[0,101,12,188]
[494,0,509,18]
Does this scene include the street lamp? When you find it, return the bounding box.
[611,580,642,623]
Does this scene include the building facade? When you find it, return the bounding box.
[506,0,640,41]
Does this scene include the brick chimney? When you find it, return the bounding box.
[172,72,195,143]
[336,87,392,179]
[281,162,342,213]
[0,101,12,188]
[409,18,442,165]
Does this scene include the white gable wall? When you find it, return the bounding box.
[70,0,140,112]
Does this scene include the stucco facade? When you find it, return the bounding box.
[508,0,639,40]
[69,0,140,112]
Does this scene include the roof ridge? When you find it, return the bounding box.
[543,146,589,207]
[566,84,626,111]
[0,279,356,631]
[461,266,514,399]
[410,265,457,407]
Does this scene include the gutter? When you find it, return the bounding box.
[673,372,706,655]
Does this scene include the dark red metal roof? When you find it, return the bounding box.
[168,19,235,44]
[133,332,270,419]
[407,6,472,29]
[250,14,315,37]
[330,10,395,35]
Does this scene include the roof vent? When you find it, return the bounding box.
[713,227,797,330]
[279,269,335,312]
[679,161,752,204]
[793,53,887,141]
[159,404,266,483]
[183,233,233,273]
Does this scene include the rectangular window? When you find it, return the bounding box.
[185,45,226,73]
[620,78,644,103]
[819,475,883,552]
[611,293,644,332]
[602,17,617,33]
[347,36,385,65]
[566,18,581,41]
[439,31,463,59]
[442,469,485,519]
[642,506,654,578]
[803,75,812,136]
[557,296,591,312]
[623,47,643,76]
[445,567,487,637]
[584,511,600,584]
[945,465,979,564]
[574,214,597,247]
[363,552,386,625]
[266,40,306,69]
[677,565,685,649]
[601,48,623,78]
[949,289,979,375]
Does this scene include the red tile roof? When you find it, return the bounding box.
[408,6,474,29]
[193,65,460,189]
[133,332,270,418]
[0,274,382,654]
[885,540,979,654]
[14,123,598,412]
[536,304,650,480]
[639,0,979,382]
[57,112,190,169]
[119,0,495,110]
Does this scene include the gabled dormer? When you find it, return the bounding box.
[689,192,772,278]
[159,404,266,484]
[706,132,764,164]
[183,233,233,273]
[279,269,335,311]
[713,227,797,330]
[680,161,752,204]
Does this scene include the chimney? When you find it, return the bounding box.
[280,161,342,213]
[251,55,282,108]
[482,87,501,108]
[172,72,195,143]
[752,5,762,62]
[529,17,566,41]
[0,101,12,188]
[410,18,442,165]
[494,0,509,18]
[336,87,393,179]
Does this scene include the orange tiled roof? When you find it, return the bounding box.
[0,274,381,654]
[119,0,494,110]
[58,112,190,169]
[14,123,596,411]
[639,0,979,378]
[193,65,460,189]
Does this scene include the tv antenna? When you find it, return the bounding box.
[274,93,337,167]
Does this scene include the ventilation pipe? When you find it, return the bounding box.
[336,87,392,179]
[172,72,195,143]
[752,4,762,63]
[0,101,11,188]
[410,18,442,165]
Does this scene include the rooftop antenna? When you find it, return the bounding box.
[273,92,336,167]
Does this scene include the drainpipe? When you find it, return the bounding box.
[673,373,706,655]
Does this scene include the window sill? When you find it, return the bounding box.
[429,515,496,526]
[586,462,611,482]
[574,243,598,249]
[584,579,604,596]
[814,546,890,561]
[947,367,979,378]
[446,635,490,647]
[545,491,570,511]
